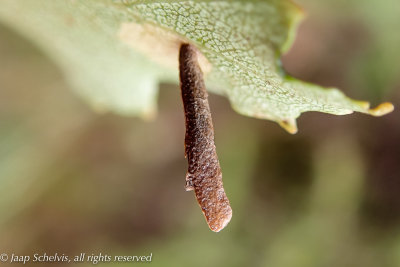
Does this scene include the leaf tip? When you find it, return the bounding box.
[278,119,298,134]
[91,101,110,114]
[368,102,394,117]
[281,0,306,53]
[140,108,157,121]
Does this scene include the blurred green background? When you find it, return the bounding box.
[0,0,399,266]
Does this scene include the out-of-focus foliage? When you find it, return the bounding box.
[0,0,399,266]
[284,0,400,103]
[0,0,393,134]
[0,0,169,117]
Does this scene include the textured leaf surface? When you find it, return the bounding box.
[0,0,393,132]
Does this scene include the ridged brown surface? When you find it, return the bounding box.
[179,43,232,232]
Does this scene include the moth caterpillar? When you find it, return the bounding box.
[179,43,232,232]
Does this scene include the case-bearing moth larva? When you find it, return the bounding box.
[179,43,232,232]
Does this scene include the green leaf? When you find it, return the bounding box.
[0,0,171,118]
[0,0,393,133]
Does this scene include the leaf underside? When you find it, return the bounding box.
[0,0,393,133]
